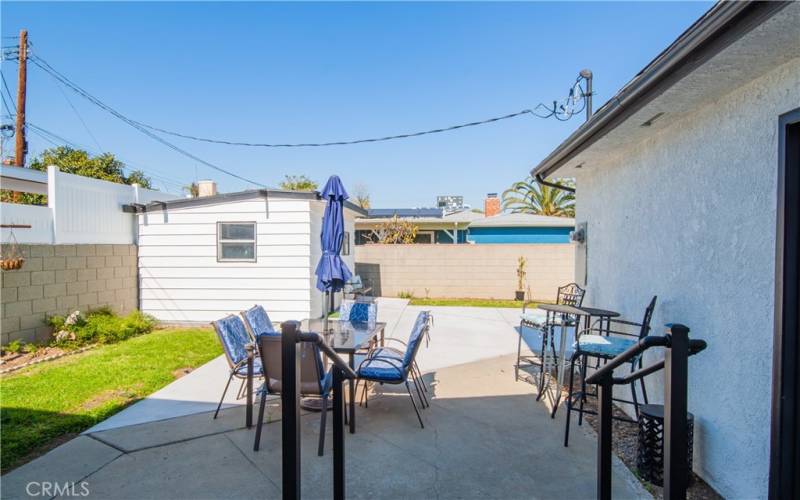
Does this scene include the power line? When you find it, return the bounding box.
[27,51,589,150]
[1,72,16,112]
[27,53,264,187]
[53,80,104,151]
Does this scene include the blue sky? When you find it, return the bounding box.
[1,1,711,207]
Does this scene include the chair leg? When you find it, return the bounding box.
[405,381,425,429]
[536,330,548,401]
[318,394,328,457]
[253,387,268,451]
[235,377,247,400]
[411,371,428,408]
[564,354,578,447]
[516,328,523,381]
[414,362,427,393]
[578,354,588,426]
[214,371,235,419]
[639,358,649,404]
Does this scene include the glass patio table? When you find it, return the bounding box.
[302,318,387,434]
[536,304,619,417]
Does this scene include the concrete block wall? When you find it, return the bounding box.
[1,244,138,344]
[354,243,575,300]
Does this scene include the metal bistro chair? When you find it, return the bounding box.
[355,311,431,428]
[254,333,333,456]
[563,296,657,447]
[516,283,586,382]
[211,315,265,420]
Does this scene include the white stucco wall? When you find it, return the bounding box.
[575,57,799,498]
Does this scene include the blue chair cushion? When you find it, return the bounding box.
[243,305,276,337]
[216,316,252,366]
[234,356,264,377]
[357,357,404,382]
[575,335,636,358]
[340,300,377,324]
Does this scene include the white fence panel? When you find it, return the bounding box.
[0,202,54,244]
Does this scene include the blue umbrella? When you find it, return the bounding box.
[315,176,353,322]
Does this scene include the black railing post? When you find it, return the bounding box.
[332,367,346,500]
[281,321,302,500]
[245,343,254,428]
[664,324,690,499]
[597,375,614,500]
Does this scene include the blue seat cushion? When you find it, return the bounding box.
[357,357,404,382]
[234,356,264,376]
[575,335,636,358]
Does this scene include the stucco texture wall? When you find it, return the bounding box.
[575,58,799,497]
[354,243,575,300]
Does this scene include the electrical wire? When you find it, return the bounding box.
[28,54,264,187]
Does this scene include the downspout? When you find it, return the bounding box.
[536,173,576,194]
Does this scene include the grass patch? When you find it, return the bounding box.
[0,327,222,472]
[408,297,544,308]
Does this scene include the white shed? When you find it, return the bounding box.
[126,189,365,324]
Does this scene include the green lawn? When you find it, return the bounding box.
[0,328,222,473]
[408,297,544,308]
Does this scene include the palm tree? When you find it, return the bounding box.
[501,176,575,217]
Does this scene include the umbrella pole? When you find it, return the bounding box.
[324,291,329,332]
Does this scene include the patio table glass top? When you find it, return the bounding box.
[301,319,387,354]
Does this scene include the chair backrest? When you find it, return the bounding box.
[402,311,431,371]
[212,315,252,370]
[340,299,377,324]
[557,283,586,307]
[638,296,658,339]
[259,334,326,395]
[241,305,277,341]
[344,275,364,293]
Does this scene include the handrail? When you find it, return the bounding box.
[613,339,707,385]
[296,330,357,379]
[585,335,669,384]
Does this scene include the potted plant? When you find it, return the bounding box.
[515,256,527,301]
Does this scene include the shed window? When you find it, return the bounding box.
[217,222,256,262]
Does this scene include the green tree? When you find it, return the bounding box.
[279,175,318,192]
[1,147,152,205]
[501,176,575,217]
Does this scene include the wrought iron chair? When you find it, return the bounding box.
[211,315,265,420]
[240,304,277,341]
[355,311,431,428]
[563,296,657,447]
[515,283,586,382]
[253,333,333,456]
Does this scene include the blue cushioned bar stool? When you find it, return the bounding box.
[563,296,657,447]
[356,311,432,428]
[211,315,265,419]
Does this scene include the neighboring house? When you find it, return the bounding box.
[467,213,574,244]
[529,2,799,497]
[355,193,574,244]
[125,188,365,324]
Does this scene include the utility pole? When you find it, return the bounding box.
[580,68,593,121]
[14,29,27,167]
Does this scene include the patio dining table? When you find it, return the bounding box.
[536,304,619,417]
[303,318,386,434]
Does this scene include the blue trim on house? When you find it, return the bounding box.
[467,227,572,244]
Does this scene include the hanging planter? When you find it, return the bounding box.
[1,228,26,271]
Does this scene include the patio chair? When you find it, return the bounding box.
[339,299,378,325]
[563,295,657,447]
[515,282,586,382]
[344,275,372,301]
[355,311,431,428]
[240,304,277,341]
[211,315,265,420]
[253,332,333,456]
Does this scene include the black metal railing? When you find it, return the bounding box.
[280,320,356,500]
[585,324,707,500]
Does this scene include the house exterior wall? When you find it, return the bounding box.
[1,244,137,344]
[467,226,572,244]
[137,197,315,324]
[354,243,574,300]
[574,57,800,498]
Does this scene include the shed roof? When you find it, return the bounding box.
[122,188,368,216]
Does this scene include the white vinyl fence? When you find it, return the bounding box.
[1,165,178,245]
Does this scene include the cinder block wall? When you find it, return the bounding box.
[354,243,575,300]
[1,244,138,344]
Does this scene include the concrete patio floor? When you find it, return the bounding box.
[3,353,648,499]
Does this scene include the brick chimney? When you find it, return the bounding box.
[484,193,500,217]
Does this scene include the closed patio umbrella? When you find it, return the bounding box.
[315,175,353,330]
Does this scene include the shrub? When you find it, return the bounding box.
[48,309,156,347]
[3,340,23,354]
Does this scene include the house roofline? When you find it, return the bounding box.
[531,0,790,179]
[122,188,368,216]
